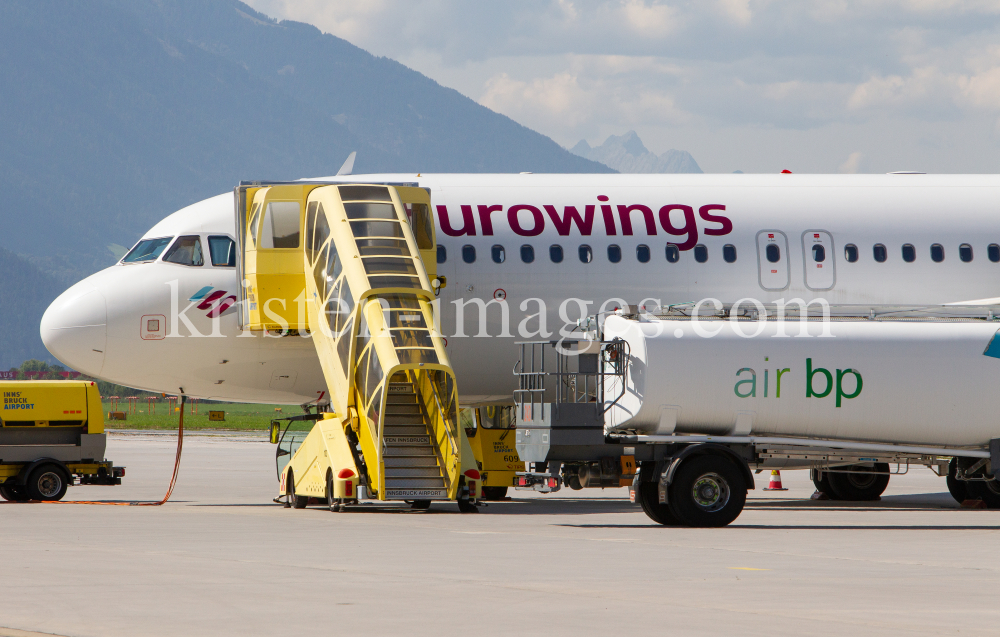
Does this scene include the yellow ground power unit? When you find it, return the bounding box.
[0,381,124,501]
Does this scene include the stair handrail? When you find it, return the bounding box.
[428,374,459,460]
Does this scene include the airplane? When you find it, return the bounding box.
[40,171,1000,407]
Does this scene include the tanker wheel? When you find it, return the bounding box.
[410,500,431,510]
[0,482,29,502]
[812,470,838,499]
[26,464,68,502]
[482,486,508,500]
[967,478,1000,509]
[827,464,890,501]
[636,481,681,526]
[667,455,747,527]
[946,458,968,504]
[457,498,478,513]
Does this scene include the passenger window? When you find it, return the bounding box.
[901,244,915,263]
[462,245,476,264]
[208,236,236,267]
[695,244,709,263]
[723,244,737,263]
[764,244,779,263]
[931,243,945,262]
[521,245,535,263]
[636,244,650,263]
[811,244,825,263]
[122,237,173,263]
[665,244,680,263]
[960,243,973,263]
[492,245,505,263]
[607,245,622,263]
[844,244,858,262]
[579,245,593,263]
[550,245,564,263]
[437,245,447,263]
[259,202,301,249]
[163,236,204,266]
[990,244,1000,263]
[873,243,887,263]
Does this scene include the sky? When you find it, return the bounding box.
[244,0,1000,174]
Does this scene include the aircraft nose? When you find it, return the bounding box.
[40,280,107,376]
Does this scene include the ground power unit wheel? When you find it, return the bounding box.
[326,473,340,512]
[636,481,681,526]
[25,464,69,501]
[827,463,890,501]
[481,486,508,500]
[667,455,747,527]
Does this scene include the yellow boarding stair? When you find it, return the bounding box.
[236,181,480,511]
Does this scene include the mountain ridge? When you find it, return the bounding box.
[571,131,702,174]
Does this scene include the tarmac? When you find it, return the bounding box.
[2,431,999,637]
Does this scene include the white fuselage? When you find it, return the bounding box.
[40,173,1000,405]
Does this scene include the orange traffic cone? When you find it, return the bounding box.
[763,469,788,491]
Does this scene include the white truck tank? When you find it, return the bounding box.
[603,315,1000,447]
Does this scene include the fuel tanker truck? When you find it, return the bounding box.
[514,305,1000,527]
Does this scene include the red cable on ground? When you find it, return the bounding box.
[40,395,185,506]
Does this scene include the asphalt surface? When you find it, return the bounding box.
[2,431,998,637]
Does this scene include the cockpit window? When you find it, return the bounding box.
[122,237,173,263]
[163,235,204,266]
[208,236,236,267]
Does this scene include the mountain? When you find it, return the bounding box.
[570,131,702,174]
[0,248,66,370]
[0,0,612,277]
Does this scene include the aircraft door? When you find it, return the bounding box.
[756,230,789,291]
[802,230,835,290]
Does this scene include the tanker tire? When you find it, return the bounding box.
[0,482,29,502]
[812,470,837,499]
[26,464,68,501]
[667,455,747,528]
[482,486,508,500]
[946,459,968,504]
[967,478,1000,509]
[827,463,890,501]
[636,481,681,526]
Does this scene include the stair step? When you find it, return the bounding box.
[384,445,436,457]
[385,476,446,489]
[384,415,427,426]
[384,488,448,500]
[384,424,428,436]
[384,435,431,446]
[384,456,439,468]
[385,404,422,415]
[385,467,443,478]
[386,393,418,404]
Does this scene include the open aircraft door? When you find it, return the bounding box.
[395,187,439,284]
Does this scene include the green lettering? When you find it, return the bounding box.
[734,367,757,398]
[776,368,790,397]
[806,358,832,398]
[836,368,863,407]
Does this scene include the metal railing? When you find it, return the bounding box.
[513,339,629,419]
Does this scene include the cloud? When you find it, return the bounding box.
[838,152,866,173]
[243,0,1000,172]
